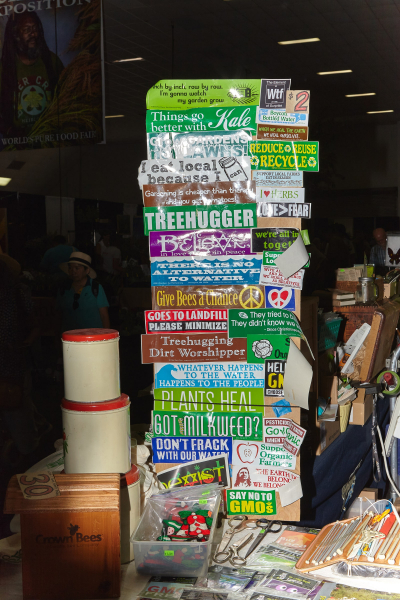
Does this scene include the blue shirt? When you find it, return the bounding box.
[370,244,386,267]
[40,245,76,274]
[56,277,109,332]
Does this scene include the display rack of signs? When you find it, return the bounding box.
[140,78,318,521]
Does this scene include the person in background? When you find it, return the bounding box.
[56,252,110,333]
[96,233,123,275]
[370,228,387,274]
[40,234,76,274]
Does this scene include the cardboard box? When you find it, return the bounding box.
[349,388,373,426]
[360,488,378,501]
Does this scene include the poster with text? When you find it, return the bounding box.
[0,0,104,150]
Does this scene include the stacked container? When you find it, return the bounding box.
[61,328,140,563]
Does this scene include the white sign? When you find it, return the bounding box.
[232,440,296,470]
[259,266,304,290]
[257,187,305,203]
[257,203,311,219]
[256,108,309,126]
[252,170,303,188]
[231,465,299,489]
[283,421,306,457]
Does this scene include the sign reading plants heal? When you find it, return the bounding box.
[141,333,247,363]
[228,308,304,339]
[146,80,261,110]
[152,436,233,463]
[227,489,277,516]
[152,410,263,440]
[138,157,251,189]
[145,309,228,333]
[143,181,256,208]
[154,362,265,388]
[232,441,296,470]
[148,129,252,160]
[149,229,253,257]
[152,285,265,311]
[144,204,257,235]
[151,256,262,286]
[154,387,264,412]
[247,335,290,365]
[248,141,319,172]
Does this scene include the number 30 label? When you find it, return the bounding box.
[286,90,310,114]
[17,471,60,500]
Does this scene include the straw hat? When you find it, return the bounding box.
[0,247,21,277]
[60,251,97,279]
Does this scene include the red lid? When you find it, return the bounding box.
[61,394,129,412]
[121,464,140,487]
[62,329,119,342]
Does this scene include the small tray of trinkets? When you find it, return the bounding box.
[131,483,222,577]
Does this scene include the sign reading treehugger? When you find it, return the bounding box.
[249,141,319,172]
[227,489,277,516]
[228,309,304,339]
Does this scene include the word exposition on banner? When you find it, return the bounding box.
[139,78,319,518]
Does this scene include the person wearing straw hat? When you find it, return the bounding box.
[56,252,110,332]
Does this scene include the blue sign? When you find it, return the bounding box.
[264,285,295,311]
[152,436,233,463]
[154,362,265,389]
[151,255,262,286]
[256,108,309,126]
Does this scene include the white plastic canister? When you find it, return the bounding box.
[120,464,140,564]
[62,395,131,474]
[62,329,120,403]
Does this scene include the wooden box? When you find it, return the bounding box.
[4,474,121,600]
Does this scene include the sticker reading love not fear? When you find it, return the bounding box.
[228,308,304,339]
[154,387,264,412]
[144,204,257,235]
[227,489,277,516]
[152,410,263,440]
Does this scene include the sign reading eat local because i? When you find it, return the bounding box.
[249,141,319,172]
[146,80,261,110]
[152,436,233,463]
[228,308,303,339]
[154,362,265,389]
[144,204,257,235]
[154,387,264,412]
[152,285,266,311]
[152,410,263,440]
[227,489,277,516]
[146,106,257,134]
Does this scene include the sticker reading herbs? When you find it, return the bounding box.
[145,309,228,334]
[150,256,262,286]
[152,436,233,463]
[260,79,291,110]
[252,170,303,188]
[143,181,256,208]
[141,333,247,363]
[152,285,265,311]
[251,228,299,253]
[146,106,257,135]
[138,157,251,189]
[152,410,263,440]
[146,79,261,110]
[257,187,305,203]
[144,204,257,235]
[248,141,319,172]
[247,335,290,365]
[227,489,277,516]
[149,229,253,258]
[257,124,308,142]
[154,362,265,389]
[256,108,309,127]
[154,387,264,413]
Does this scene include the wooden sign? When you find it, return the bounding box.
[141,332,247,363]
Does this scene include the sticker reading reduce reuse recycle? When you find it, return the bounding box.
[248,141,319,172]
[138,157,251,189]
[152,436,233,463]
[227,489,277,516]
[141,333,247,363]
[146,106,257,135]
[143,181,256,208]
[152,285,266,311]
[149,229,253,258]
[154,362,265,389]
[144,204,257,235]
[150,256,262,286]
[152,410,263,440]
[154,387,264,413]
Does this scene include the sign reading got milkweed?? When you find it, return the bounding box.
[248,141,319,172]
[227,489,277,515]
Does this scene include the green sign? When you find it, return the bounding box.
[146,106,257,134]
[228,308,304,339]
[247,335,290,364]
[152,410,263,440]
[154,388,265,412]
[146,79,261,110]
[263,251,310,268]
[248,141,319,172]
[144,204,257,235]
[227,489,277,516]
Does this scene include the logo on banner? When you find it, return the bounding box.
[228,83,259,105]
[266,287,294,310]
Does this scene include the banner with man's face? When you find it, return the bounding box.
[0,0,104,150]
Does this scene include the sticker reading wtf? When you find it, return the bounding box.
[283,422,306,456]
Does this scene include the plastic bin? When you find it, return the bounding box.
[131,484,221,577]
[318,318,342,352]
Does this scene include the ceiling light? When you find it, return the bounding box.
[278,38,320,45]
[367,110,394,114]
[0,177,11,186]
[346,93,376,97]
[113,57,144,63]
[317,70,352,75]
[105,115,125,118]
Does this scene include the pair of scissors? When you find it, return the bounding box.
[243,519,283,559]
[213,515,249,563]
